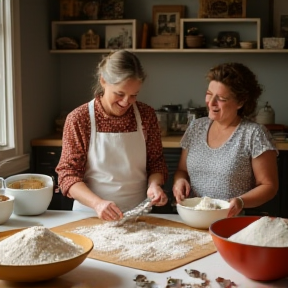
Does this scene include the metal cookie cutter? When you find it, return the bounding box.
[133,274,153,287]
[116,198,152,226]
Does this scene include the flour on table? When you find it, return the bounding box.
[228,216,288,247]
[72,221,212,262]
[0,226,84,265]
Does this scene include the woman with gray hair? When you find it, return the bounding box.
[56,50,168,221]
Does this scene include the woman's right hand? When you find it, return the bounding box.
[173,179,191,203]
[94,200,123,221]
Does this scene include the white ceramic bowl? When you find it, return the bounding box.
[4,174,53,216]
[177,197,230,229]
[0,195,14,224]
[239,41,256,49]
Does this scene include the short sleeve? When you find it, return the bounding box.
[251,124,278,158]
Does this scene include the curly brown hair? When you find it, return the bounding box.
[206,63,263,117]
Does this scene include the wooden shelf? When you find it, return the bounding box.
[50,48,288,53]
[50,18,288,54]
[51,19,140,50]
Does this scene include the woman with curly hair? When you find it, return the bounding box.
[173,62,278,217]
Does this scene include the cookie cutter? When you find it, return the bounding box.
[115,197,152,226]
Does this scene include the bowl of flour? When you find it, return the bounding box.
[176,197,230,229]
[0,226,94,282]
[210,216,288,281]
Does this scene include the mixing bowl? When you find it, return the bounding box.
[209,216,288,281]
[176,197,230,229]
[0,228,94,282]
[0,194,14,224]
[3,173,53,215]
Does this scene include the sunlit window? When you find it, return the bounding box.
[0,0,29,177]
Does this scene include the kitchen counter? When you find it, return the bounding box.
[31,134,288,150]
[1,211,288,288]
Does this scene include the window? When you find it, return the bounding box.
[0,0,29,177]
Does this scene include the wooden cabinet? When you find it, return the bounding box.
[245,150,288,217]
[30,144,288,216]
[31,146,74,210]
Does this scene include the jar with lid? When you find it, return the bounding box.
[255,102,275,125]
[187,108,199,125]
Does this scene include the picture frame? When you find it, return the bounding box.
[100,0,124,19]
[198,0,246,18]
[105,25,132,49]
[270,0,288,42]
[152,5,185,36]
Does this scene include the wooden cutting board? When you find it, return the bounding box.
[51,216,216,272]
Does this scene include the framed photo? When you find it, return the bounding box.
[152,5,185,36]
[198,0,246,18]
[105,25,132,49]
[271,0,288,43]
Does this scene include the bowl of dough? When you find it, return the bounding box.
[176,197,230,229]
[0,194,14,224]
[2,173,53,215]
[0,226,94,282]
[209,216,288,281]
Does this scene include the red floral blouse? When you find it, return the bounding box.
[56,96,168,196]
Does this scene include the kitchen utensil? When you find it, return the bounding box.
[210,216,288,281]
[115,198,152,226]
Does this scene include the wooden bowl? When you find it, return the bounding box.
[0,229,93,282]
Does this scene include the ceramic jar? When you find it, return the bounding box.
[255,102,275,125]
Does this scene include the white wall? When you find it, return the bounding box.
[19,0,288,155]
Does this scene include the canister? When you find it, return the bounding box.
[255,102,275,125]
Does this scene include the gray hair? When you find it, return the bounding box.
[93,50,146,96]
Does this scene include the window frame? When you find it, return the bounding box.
[0,0,29,177]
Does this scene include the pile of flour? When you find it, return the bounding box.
[229,216,288,247]
[0,226,84,265]
[73,221,212,262]
[193,197,221,210]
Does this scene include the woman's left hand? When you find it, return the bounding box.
[227,197,244,217]
[147,183,168,206]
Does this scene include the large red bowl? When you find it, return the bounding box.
[209,216,288,281]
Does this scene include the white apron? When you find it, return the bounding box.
[73,99,147,212]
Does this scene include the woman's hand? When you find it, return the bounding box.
[93,200,123,221]
[147,184,168,206]
[173,179,191,203]
[227,197,244,218]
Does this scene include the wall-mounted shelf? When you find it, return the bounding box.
[50,18,288,54]
[51,19,141,51]
[180,18,261,49]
